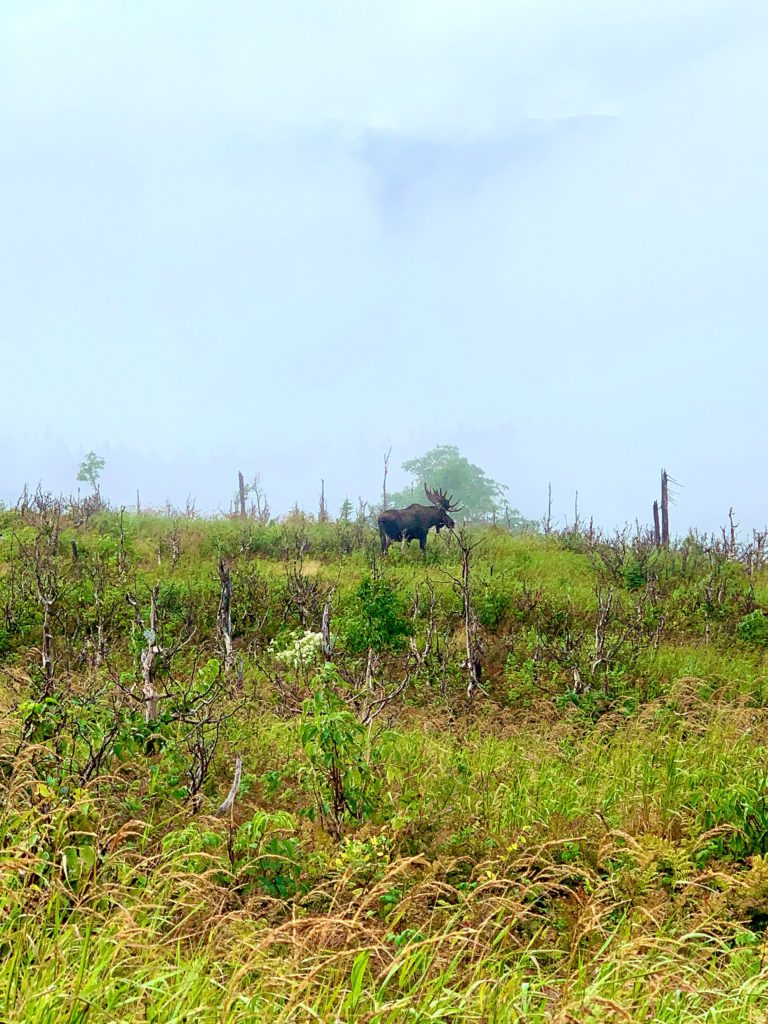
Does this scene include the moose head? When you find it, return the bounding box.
[423,484,462,532]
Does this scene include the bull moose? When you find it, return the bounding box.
[378,485,462,553]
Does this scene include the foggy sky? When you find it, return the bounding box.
[2,1,768,532]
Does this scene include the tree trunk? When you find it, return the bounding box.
[661,470,670,547]
[217,557,234,672]
[321,595,333,662]
[652,500,661,547]
[214,756,243,818]
[459,535,482,704]
[41,597,55,695]
[238,471,247,518]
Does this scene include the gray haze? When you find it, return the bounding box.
[2,1,768,531]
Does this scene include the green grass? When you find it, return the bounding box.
[3,704,768,1022]
[3,511,768,1020]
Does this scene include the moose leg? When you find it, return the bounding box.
[379,526,390,554]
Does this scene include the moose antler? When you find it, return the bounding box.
[424,484,463,513]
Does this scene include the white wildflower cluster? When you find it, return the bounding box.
[270,629,326,670]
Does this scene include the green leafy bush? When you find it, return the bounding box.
[234,810,301,897]
[622,556,647,591]
[299,665,377,833]
[738,609,768,647]
[338,576,413,655]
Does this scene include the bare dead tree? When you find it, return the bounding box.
[282,525,325,626]
[90,555,110,669]
[136,489,141,516]
[248,474,270,524]
[35,556,58,695]
[126,587,161,721]
[318,479,329,523]
[353,498,370,547]
[592,587,616,684]
[217,557,235,673]
[444,527,484,705]
[652,500,661,547]
[358,668,413,726]
[745,529,768,577]
[214,756,243,818]
[659,471,671,548]
[238,471,247,519]
[125,587,194,722]
[382,447,392,511]
[185,712,235,813]
[726,507,739,558]
[168,520,182,568]
[321,592,334,662]
[409,579,439,671]
[542,483,554,535]
[15,528,65,696]
[117,508,128,575]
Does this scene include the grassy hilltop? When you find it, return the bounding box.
[2,499,768,1022]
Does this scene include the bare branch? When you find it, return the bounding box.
[214,755,243,818]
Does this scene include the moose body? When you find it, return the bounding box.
[378,485,461,553]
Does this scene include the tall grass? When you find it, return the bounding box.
[4,515,768,1021]
[3,699,768,1022]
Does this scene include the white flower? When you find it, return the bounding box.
[270,629,328,670]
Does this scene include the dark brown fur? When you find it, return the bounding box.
[378,485,461,553]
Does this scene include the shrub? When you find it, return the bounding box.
[234,810,301,897]
[622,557,647,591]
[299,665,377,833]
[738,610,768,647]
[338,576,413,655]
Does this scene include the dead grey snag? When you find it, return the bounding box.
[140,648,159,720]
[318,479,329,523]
[381,447,392,511]
[728,508,738,557]
[142,587,161,721]
[29,551,59,694]
[572,665,587,694]
[214,755,243,817]
[217,557,234,672]
[41,596,55,692]
[451,526,483,704]
[169,521,181,567]
[652,500,661,547]
[661,470,670,547]
[238,471,247,519]
[126,587,162,722]
[592,588,615,689]
[321,594,333,661]
[117,509,128,575]
[543,483,553,535]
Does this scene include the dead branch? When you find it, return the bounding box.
[214,755,243,818]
